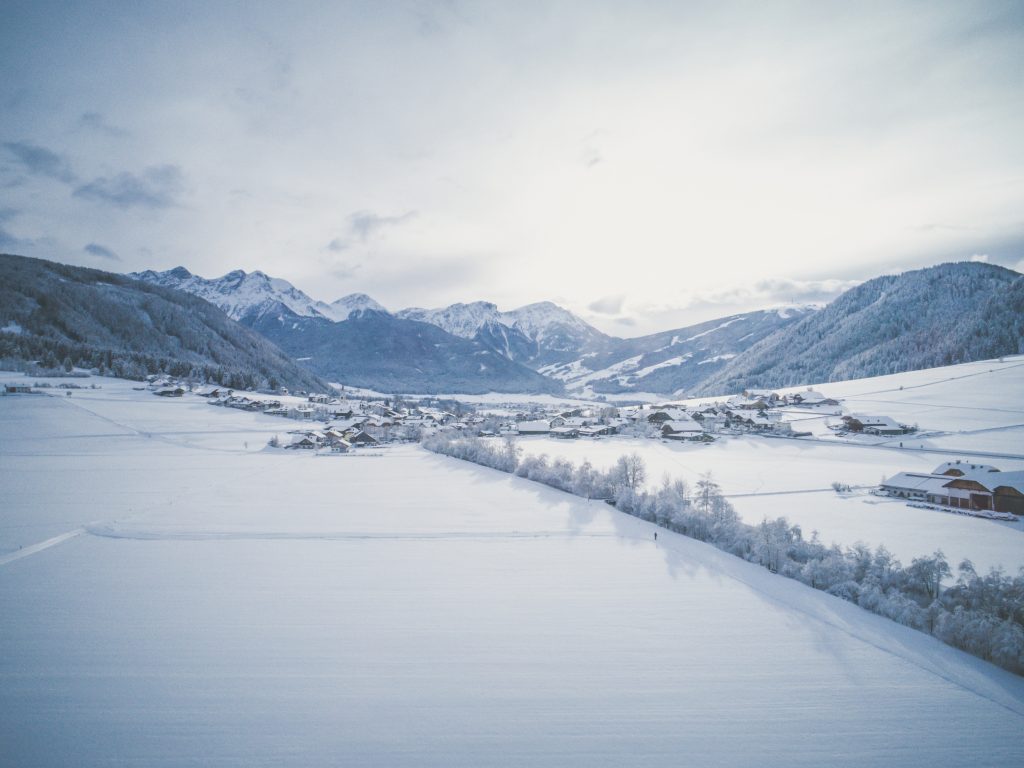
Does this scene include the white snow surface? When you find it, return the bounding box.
[2,374,1024,765]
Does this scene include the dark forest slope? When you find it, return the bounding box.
[0,253,328,391]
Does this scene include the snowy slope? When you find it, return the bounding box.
[541,306,816,396]
[2,381,1024,765]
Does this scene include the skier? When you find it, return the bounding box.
[653,531,658,542]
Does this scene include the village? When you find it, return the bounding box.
[173,380,1021,522]
[143,379,885,450]
[11,372,1019,522]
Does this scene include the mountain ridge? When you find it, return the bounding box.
[694,261,1023,395]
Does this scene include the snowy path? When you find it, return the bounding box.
[0,527,86,567]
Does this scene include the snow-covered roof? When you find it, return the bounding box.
[517,419,551,433]
[948,470,1024,494]
[662,420,703,433]
[881,472,949,494]
[860,416,902,430]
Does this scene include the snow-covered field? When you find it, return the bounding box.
[3,373,1024,765]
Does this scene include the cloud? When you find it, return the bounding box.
[328,210,417,251]
[2,141,75,183]
[587,294,626,315]
[349,210,417,242]
[969,253,989,263]
[84,242,120,261]
[78,112,127,137]
[0,226,25,251]
[685,277,862,309]
[0,208,27,251]
[914,222,972,232]
[73,165,184,209]
[330,262,363,280]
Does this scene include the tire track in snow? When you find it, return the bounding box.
[85,525,620,542]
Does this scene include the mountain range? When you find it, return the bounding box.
[4,254,1020,398]
[132,266,820,396]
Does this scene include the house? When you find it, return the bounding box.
[4,384,33,394]
[153,386,185,397]
[934,470,1024,515]
[698,413,727,433]
[550,426,579,439]
[346,430,379,446]
[743,390,781,405]
[880,472,951,501]
[842,414,908,436]
[647,408,687,424]
[789,389,839,407]
[728,395,769,411]
[287,433,321,449]
[881,464,1024,515]
[661,419,704,440]
[578,424,617,437]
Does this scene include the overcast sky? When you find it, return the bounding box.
[2,0,1022,335]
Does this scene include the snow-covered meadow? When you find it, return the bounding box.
[3,372,1024,765]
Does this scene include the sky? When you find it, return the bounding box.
[2,0,1023,336]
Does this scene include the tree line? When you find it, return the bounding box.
[423,432,1024,676]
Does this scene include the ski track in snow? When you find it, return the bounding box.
[0,527,87,566]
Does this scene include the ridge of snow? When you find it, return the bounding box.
[397,299,598,346]
[131,267,386,323]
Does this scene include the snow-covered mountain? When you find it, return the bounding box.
[540,306,819,397]
[397,300,613,368]
[133,268,607,368]
[131,266,386,324]
[131,266,560,394]
[694,261,1024,395]
[127,261,1023,398]
[328,293,387,320]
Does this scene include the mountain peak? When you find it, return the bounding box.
[328,293,388,320]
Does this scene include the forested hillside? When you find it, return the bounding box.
[696,262,1022,395]
[0,254,328,391]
